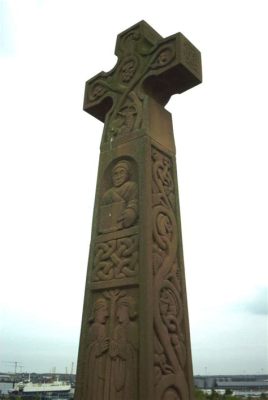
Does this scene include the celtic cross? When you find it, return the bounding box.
[75,21,202,400]
[83,20,201,147]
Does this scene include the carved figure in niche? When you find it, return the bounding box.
[109,103,138,139]
[108,91,142,140]
[99,160,138,233]
[117,104,137,135]
[160,289,186,368]
[85,298,109,400]
[108,296,138,400]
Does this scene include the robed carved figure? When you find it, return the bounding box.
[99,160,138,233]
[75,21,202,400]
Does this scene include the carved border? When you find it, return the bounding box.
[152,145,189,400]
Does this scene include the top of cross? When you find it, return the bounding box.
[83,21,202,144]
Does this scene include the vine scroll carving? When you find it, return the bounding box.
[152,147,189,400]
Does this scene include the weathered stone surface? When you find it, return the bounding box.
[75,20,202,400]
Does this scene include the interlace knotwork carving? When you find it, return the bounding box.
[93,235,138,282]
[152,147,188,399]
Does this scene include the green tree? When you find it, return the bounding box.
[194,389,208,400]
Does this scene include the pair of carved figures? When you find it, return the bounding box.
[84,292,138,400]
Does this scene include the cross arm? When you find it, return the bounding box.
[83,71,116,122]
[142,33,202,106]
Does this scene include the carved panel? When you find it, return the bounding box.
[83,289,138,400]
[99,158,138,234]
[92,234,138,282]
[108,91,143,140]
[152,146,188,400]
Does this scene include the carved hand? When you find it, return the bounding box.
[100,337,110,353]
[109,339,119,358]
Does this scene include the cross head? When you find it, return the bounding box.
[83,21,202,146]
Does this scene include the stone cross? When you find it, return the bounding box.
[75,21,202,400]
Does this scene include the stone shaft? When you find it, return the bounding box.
[75,21,202,400]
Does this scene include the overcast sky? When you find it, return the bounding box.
[1,0,267,375]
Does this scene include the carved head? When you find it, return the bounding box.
[112,160,131,187]
[90,298,109,324]
[116,296,137,323]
